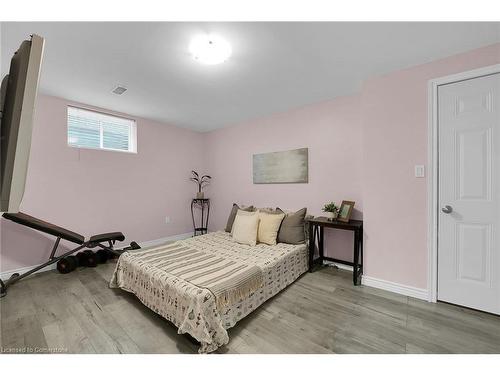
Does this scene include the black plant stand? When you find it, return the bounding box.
[191,198,210,236]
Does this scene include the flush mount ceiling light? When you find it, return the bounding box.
[189,34,231,65]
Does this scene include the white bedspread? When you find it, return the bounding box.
[109,231,308,353]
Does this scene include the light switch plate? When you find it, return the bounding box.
[415,165,425,178]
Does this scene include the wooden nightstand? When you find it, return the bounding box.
[308,216,363,285]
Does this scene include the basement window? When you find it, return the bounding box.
[67,106,137,153]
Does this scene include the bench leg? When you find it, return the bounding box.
[0,240,86,298]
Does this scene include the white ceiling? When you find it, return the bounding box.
[2,22,499,131]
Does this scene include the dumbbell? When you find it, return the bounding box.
[76,252,88,267]
[75,250,98,267]
[57,255,78,274]
[95,249,109,264]
[83,250,98,267]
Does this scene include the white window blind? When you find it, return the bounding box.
[67,106,137,153]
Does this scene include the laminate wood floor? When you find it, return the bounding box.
[1,262,499,354]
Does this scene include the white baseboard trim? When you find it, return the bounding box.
[323,260,428,300]
[0,263,57,280]
[0,232,193,281]
[138,232,193,248]
[361,275,428,300]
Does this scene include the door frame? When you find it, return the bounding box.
[427,63,500,303]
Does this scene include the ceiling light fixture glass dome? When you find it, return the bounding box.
[189,34,232,65]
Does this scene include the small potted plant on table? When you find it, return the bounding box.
[322,201,339,221]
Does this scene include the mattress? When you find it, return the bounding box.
[109,231,308,353]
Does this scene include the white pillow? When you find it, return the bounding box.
[231,210,260,246]
[257,211,285,245]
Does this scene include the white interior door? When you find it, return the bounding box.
[438,72,500,315]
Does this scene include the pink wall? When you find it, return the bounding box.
[1,95,204,272]
[362,43,500,289]
[204,95,363,262]
[203,43,500,290]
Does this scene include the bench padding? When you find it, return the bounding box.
[89,232,125,244]
[2,212,85,244]
[2,212,125,246]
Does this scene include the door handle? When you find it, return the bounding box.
[441,205,453,214]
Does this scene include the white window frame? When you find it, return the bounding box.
[67,106,137,154]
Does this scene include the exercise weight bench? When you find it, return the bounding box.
[0,212,126,297]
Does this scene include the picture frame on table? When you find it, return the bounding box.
[338,200,355,222]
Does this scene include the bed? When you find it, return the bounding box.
[109,230,308,353]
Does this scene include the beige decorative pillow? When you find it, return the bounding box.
[231,210,260,246]
[257,211,285,245]
[225,203,255,232]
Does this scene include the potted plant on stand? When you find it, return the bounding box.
[322,202,339,221]
[190,171,211,199]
